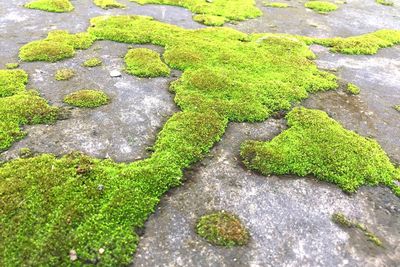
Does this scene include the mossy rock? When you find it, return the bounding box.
[83,57,102,67]
[55,68,75,81]
[25,0,74,12]
[124,48,170,78]
[196,211,250,247]
[63,89,109,108]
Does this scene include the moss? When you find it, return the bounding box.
[376,0,393,6]
[241,107,400,195]
[18,147,34,158]
[346,83,360,95]
[83,57,102,67]
[19,30,95,62]
[0,69,28,97]
[63,90,109,108]
[308,29,400,55]
[193,14,226,26]
[55,68,75,80]
[264,2,289,8]
[5,63,19,69]
[24,0,74,12]
[305,1,338,13]
[332,212,383,247]
[394,105,400,112]
[124,48,170,78]
[129,0,261,25]
[93,0,126,9]
[196,211,250,247]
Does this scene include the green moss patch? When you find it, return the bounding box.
[93,0,126,9]
[129,0,261,25]
[83,57,102,67]
[264,2,289,8]
[19,30,95,62]
[124,48,170,78]
[241,107,400,195]
[0,69,58,151]
[346,83,360,95]
[193,14,226,26]
[55,68,75,80]
[376,0,393,6]
[394,105,400,112]
[332,212,383,246]
[305,1,338,13]
[64,90,109,108]
[5,63,19,69]
[196,211,250,247]
[25,0,74,12]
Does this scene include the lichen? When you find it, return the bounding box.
[83,57,102,67]
[124,48,170,78]
[63,89,109,108]
[305,1,338,14]
[241,107,400,195]
[264,2,289,8]
[332,212,383,247]
[196,211,250,247]
[193,14,226,26]
[5,63,19,69]
[55,68,75,81]
[93,0,126,9]
[346,83,360,95]
[129,0,262,25]
[24,0,74,12]
[376,0,393,6]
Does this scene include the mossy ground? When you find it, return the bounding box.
[264,2,289,8]
[241,107,400,195]
[124,48,170,78]
[0,69,58,152]
[83,57,102,67]
[55,68,75,80]
[346,83,360,95]
[24,0,74,12]
[4,15,400,265]
[196,211,250,247]
[331,213,383,246]
[93,0,126,9]
[64,89,110,108]
[305,1,338,14]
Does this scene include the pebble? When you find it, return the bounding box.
[69,249,77,261]
[110,70,122,77]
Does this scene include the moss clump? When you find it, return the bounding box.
[346,83,360,95]
[25,0,74,12]
[196,211,249,247]
[0,69,28,97]
[124,48,170,78]
[307,29,400,55]
[264,2,289,8]
[19,30,95,62]
[241,107,400,195]
[55,68,75,81]
[193,14,226,26]
[305,1,338,13]
[394,105,400,112]
[5,63,19,69]
[129,0,261,25]
[63,90,109,108]
[93,0,126,9]
[332,212,383,247]
[376,0,393,6]
[83,57,102,67]
[0,70,58,151]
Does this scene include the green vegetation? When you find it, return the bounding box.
[376,0,393,6]
[93,0,126,9]
[196,211,250,247]
[129,0,261,25]
[304,1,338,13]
[264,2,289,8]
[63,90,110,108]
[241,107,400,195]
[24,0,74,12]
[394,105,400,112]
[83,57,102,67]
[5,63,19,69]
[307,29,400,55]
[55,68,75,80]
[346,83,360,95]
[332,212,383,246]
[124,48,170,78]
[0,69,58,151]
[19,30,95,62]
[193,14,226,26]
